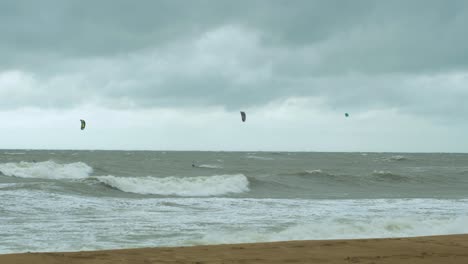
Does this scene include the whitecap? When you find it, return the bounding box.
[198,164,223,169]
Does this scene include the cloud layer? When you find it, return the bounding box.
[1,0,468,150]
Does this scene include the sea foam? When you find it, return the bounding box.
[197,215,468,245]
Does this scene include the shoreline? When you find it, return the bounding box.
[1,234,468,264]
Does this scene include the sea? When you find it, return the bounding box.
[1,150,468,253]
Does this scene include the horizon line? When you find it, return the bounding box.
[1,148,467,154]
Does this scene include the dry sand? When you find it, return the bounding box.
[1,234,468,264]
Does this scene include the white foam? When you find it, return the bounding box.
[0,160,93,180]
[305,169,323,174]
[3,152,26,155]
[246,155,274,160]
[1,195,467,253]
[373,170,393,175]
[391,155,407,161]
[96,174,249,196]
[383,155,408,162]
[198,164,223,169]
[0,183,18,189]
[292,169,332,177]
[198,215,468,245]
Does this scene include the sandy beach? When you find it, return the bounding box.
[1,234,467,264]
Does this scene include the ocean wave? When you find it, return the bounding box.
[197,164,223,169]
[0,160,93,180]
[3,152,26,155]
[372,170,409,182]
[287,169,339,179]
[384,155,409,162]
[0,183,19,189]
[286,169,412,184]
[95,174,249,196]
[246,155,274,161]
[295,169,326,176]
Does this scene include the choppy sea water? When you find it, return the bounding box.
[1,150,468,253]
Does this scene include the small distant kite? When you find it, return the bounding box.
[345,113,350,118]
[80,119,86,130]
[240,111,246,122]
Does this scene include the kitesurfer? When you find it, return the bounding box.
[240,111,246,122]
[80,119,86,130]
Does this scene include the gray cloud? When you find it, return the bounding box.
[2,0,467,69]
[1,0,468,120]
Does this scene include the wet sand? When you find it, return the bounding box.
[1,234,468,264]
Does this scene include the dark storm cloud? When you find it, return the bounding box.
[0,0,251,67]
[1,0,468,115]
[2,0,467,71]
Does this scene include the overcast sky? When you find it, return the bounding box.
[1,0,468,152]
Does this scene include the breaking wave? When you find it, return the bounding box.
[96,174,249,196]
[197,164,223,169]
[0,160,93,180]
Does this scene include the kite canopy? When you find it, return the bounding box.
[345,113,349,117]
[80,119,86,130]
[240,111,246,122]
